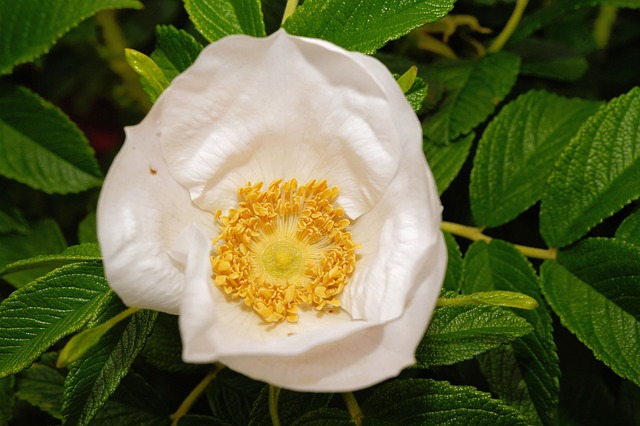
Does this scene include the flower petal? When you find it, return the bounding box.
[97,99,215,314]
[343,130,444,322]
[159,30,404,219]
[219,233,446,392]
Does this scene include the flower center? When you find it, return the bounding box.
[211,179,359,323]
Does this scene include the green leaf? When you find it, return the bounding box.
[0,244,101,277]
[616,209,640,246]
[0,263,110,377]
[422,52,520,144]
[14,353,64,419]
[442,232,463,292]
[424,132,473,195]
[152,25,203,82]
[143,313,205,374]
[206,369,264,426]
[125,49,170,104]
[540,260,640,387]
[463,240,559,425]
[416,304,532,367]
[92,373,171,425]
[471,90,601,227]
[0,205,28,234]
[0,83,103,193]
[0,375,13,425]
[557,238,640,320]
[248,387,332,426]
[290,408,353,426]
[511,0,640,47]
[0,219,66,288]
[285,0,455,54]
[362,379,528,425]
[478,348,543,426]
[403,76,428,113]
[540,87,640,248]
[515,39,589,82]
[556,370,617,426]
[185,0,266,42]
[62,295,157,426]
[78,212,98,244]
[0,0,142,75]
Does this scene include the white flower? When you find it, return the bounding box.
[97,30,446,392]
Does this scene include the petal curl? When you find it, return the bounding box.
[159,30,405,219]
[97,99,215,314]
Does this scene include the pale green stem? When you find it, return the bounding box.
[170,364,224,425]
[594,6,618,50]
[341,392,363,426]
[269,385,282,426]
[441,221,557,260]
[488,0,529,53]
[94,10,151,111]
[281,0,299,25]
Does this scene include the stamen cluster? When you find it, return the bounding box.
[211,179,359,323]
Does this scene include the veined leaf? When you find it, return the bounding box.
[205,369,264,426]
[0,0,142,75]
[0,243,101,277]
[541,87,640,248]
[143,313,204,374]
[248,387,332,426]
[0,263,110,377]
[442,232,463,292]
[471,90,600,227]
[511,0,640,47]
[463,240,559,425]
[557,238,640,320]
[0,375,13,425]
[362,379,528,425]
[14,353,64,419]
[152,25,203,82]
[92,373,171,425]
[422,53,520,144]
[0,83,102,193]
[290,408,352,426]
[541,260,640,387]
[0,205,28,234]
[185,0,266,42]
[62,295,157,426]
[514,39,588,82]
[424,132,474,195]
[125,49,169,104]
[0,219,66,288]
[416,303,533,367]
[284,0,455,54]
[616,209,640,246]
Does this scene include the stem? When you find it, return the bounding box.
[441,221,557,260]
[341,392,363,426]
[594,6,618,50]
[170,364,224,425]
[269,385,282,426]
[488,0,529,53]
[94,10,151,111]
[281,0,299,25]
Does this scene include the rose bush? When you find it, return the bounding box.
[97,29,446,392]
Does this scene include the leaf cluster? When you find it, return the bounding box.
[2,0,640,425]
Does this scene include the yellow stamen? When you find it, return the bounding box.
[211,179,358,323]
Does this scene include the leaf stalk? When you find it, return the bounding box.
[269,385,282,426]
[341,392,363,426]
[170,364,224,425]
[488,0,529,53]
[441,221,557,260]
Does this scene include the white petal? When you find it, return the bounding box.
[220,232,446,392]
[178,225,378,360]
[97,98,215,314]
[342,120,444,322]
[159,30,404,219]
